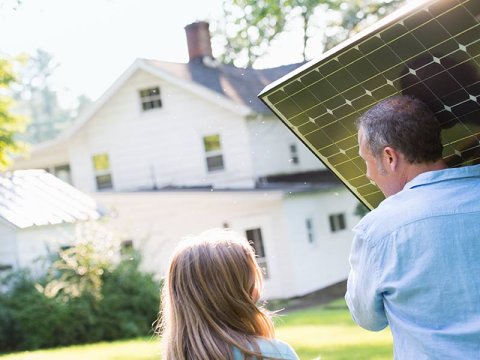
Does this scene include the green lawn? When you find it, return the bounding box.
[0,299,393,360]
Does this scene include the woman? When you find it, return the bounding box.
[158,228,299,360]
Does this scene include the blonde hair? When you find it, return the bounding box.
[158,228,275,360]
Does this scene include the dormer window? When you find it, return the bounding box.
[139,87,162,111]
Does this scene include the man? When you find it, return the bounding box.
[345,95,480,359]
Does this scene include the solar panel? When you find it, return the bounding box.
[259,0,480,210]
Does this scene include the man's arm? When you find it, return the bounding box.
[345,231,388,331]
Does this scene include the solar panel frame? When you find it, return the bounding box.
[259,0,480,210]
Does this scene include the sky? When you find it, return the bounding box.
[0,0,233,103]
[1,0,414,106]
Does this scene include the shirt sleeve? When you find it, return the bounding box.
[345,231,388,331]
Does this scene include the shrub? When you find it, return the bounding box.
[0,251,161,353]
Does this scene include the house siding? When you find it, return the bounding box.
[69,69,255,193]
[282,188,360,297]
[94,187,358,300]
[16,224,74,272]
[246,116,325,178]
[0,223,17,269]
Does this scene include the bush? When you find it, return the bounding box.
[98,253,161,340]
[0,252,161,353]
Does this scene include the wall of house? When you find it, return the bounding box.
[281,187,361,297]
[94,190,300,299]
[247,116,325,178]
[69,69,256,193]
[0,222,18,270]
[11,141,69,171]
[16,223,74,274]
[94,188,360,300]
[94,191,283,270]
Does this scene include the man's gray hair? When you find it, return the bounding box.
[356,95,443,163]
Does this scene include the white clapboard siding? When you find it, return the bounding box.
[11,141,69,171]
[70,69,255,192]
[281,189,359,297]
[15,224,74,271]
[0,222,17,268]
[94,186,359,300]
[246,116,325,178]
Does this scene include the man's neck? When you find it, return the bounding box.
[404,159,447,184]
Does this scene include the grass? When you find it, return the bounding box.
[0,299,393,360]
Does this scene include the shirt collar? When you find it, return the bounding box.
[404,164,480,190]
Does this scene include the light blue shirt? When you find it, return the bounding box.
[346,164,480,359]
[233,338,299,359]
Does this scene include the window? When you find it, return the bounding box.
[203,134,224,172]
[54,164,72,184]
[139,87,162,111]
[329,213,346,233]
[120,239,134,256]
[92,153,113,190]
[306,218,315,243]
[246,228,269,278]
[0,264,13,272]
[289,143,299,164]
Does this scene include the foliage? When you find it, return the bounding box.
[12,49,91,144]
[39,221,119,301]
[354,202,370,218]
[0,57,27,169]
[97,253,161,340]
[215,0,405,67]
[0,248,160,353]
[215,0,289,67]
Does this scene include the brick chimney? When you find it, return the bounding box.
[184,21,213,61]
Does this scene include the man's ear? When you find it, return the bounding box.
[382,146,399,171]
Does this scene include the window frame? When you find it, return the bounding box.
[139,86,162,111]
[203,134,225,172]
[305,217,316,243]
[289,143,299,164]
[329,213,347,233]
[246,227,269,278]
[92,153,113,190]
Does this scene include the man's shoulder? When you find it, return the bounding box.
[356,172,480,241]
[355,192,414,240]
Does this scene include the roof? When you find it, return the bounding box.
[0,170,101,229]
[146,58,304,114]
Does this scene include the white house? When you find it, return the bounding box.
[12,22,361,299]
[0,170,101,274]
[96,184,358,300]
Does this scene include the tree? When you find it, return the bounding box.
[0,57,27,169]
[215,0,405,67]
[13,49,70,144]
[12,49,91,144]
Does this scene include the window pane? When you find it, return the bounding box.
[92,154,110,171]
[206,155,224,172]
[139,87,162,111]
[0,264,13,272]
[246,228,266,258]
[203,134,221,152]
[329,214,336,232]
[338,213,346,230]
[96,174,113,190]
